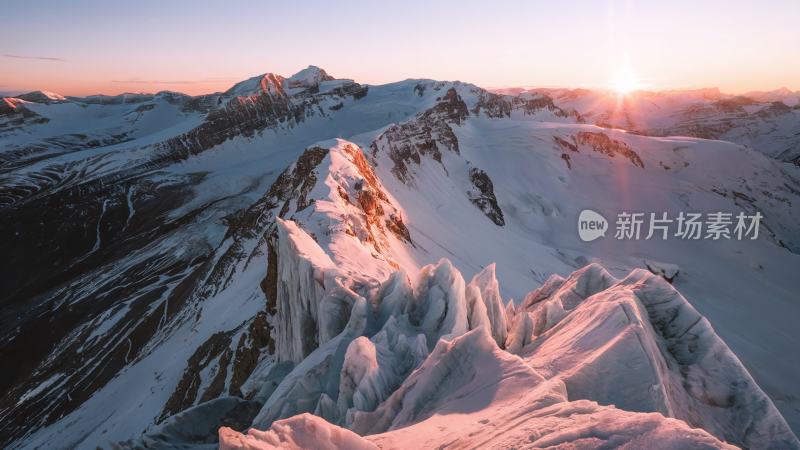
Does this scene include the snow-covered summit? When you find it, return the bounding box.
[14,90,66,103]
[285,65,336,89]
[223,65,342,98]
[223,71,287,97]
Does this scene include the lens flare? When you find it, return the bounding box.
[612,65,640,94]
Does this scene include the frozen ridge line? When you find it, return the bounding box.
[211,218,798,450]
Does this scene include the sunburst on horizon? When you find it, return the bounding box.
[611,64,642,95]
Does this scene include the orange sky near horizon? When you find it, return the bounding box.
[2,1,799,97]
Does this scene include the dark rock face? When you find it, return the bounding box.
[467,168,505,226]
[370,87,516,227]
[432,87,470,124]
[370,88,466,182]
[554,132,644,168]
[0,172,218,443]
[156,80,367,164]
[560,153,572,169]
[512,94,579,119]
[159,311,271,422]
[472,91,581,121]
[200,145,331,306]
[575,131,645,168]
[161,329,238,420]
[554,136,578,153]
[344,143,412,251]
[472,91,513,118]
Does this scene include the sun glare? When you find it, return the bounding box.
[612,65,640,94]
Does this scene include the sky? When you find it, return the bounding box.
[2,0,799,96]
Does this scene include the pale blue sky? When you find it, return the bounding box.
[2,0,798,95]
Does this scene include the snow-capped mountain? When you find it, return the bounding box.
[1,66,798,449]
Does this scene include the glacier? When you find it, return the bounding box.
[218,215,796,448]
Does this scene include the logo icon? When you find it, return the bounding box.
[578,209,608,242]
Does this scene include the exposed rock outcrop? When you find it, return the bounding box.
[467,167,505,226]
[370,88,466,182]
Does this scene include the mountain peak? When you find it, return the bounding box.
[286,65,335,89]
[223,66,336,97]
[15,90,66,103]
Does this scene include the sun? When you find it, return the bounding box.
[612,65,640,94]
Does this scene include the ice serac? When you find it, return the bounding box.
[519,263,616,336]
[516,265,799,449]
[231,230,797,449]
[465,263,508,347]
[505,311,535,353]
[335,323,428,428]
[349,326,546,434]
[248,216,515,433]
[234,195,797,448]
[225,326,739,450]
[273,218,338,363]
[408,258,469,348]
[250,217,379,430]
[269,137,416,363]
